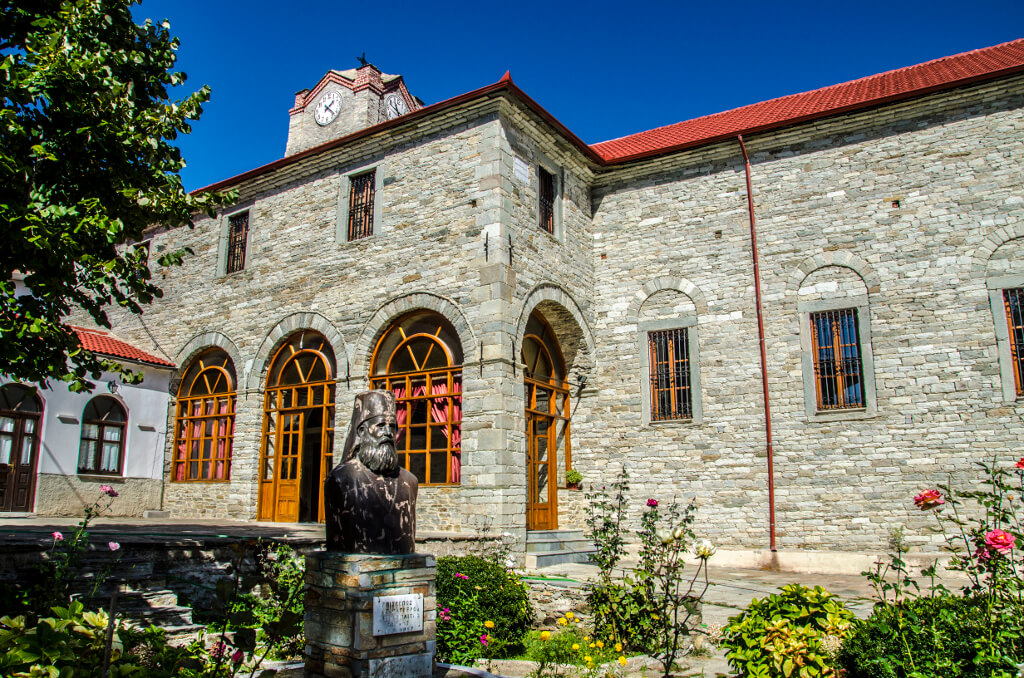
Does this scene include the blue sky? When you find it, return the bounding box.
[139,0,1024,191]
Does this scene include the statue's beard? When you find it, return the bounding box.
[358,440,398,474]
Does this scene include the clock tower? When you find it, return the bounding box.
[285,62,422,156]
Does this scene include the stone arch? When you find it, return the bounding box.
[514,283,596,376]
[973,221,1024,274]
[352,292,478,378]
[984,236,1024,279]
[247,312,348,392]
[172,330,244,396]
[788,251,880,294]
[626,276,708,324]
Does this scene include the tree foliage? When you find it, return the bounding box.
[0,0,232,390]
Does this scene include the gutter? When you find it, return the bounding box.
[738,134,777,553]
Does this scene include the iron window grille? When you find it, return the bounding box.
[78,397,127,475]
[538,167,555,234]
[810,308,864,410]
[225,211,249,274]
[648,328,692,421]
[348,171,376,241]
[1004,288,1024,398]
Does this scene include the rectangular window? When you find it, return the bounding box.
[225,211,249,274]
[648,328,692,421]
[538,167,555,234]
[1003,288,1024,398]
[810,308,864,410]
[348,170,376,241]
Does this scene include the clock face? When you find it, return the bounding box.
[385,93,409,120]
[314,91,343,126]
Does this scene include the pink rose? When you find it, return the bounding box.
[913,489,944,510]
[99,484,118,498]
[108,541,120,552]
[231,649,244,664]
[985,529,1016,555]
[52,531,64,541]
[974,546,991,562]
[647,498,658,507]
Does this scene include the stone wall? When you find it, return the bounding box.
[33,474,162,517]
[582,75,1024,553]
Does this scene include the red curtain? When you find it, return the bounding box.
[430,377,462,483]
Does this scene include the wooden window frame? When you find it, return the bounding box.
[77,396,127,476]
[638,317,702,425]
[347,170,376,241]
[1005,288,1024,397]
[369,314,462,486]
[647,328,693,421]
[172,350,237,483]
[988,276,1024,403]
[225,210,249,274]
[798,296,877,420]
[809,308,865,410]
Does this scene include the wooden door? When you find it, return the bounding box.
[273,412,303,522]
[0,411,40,512]
[526,381,557,530]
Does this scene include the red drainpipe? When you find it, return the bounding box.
[738,134,777,553]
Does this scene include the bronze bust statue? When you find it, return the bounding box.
[324,390,418,553]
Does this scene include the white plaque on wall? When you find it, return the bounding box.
[513,156,529,183]
[372,594,424,636]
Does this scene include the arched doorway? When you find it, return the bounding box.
[0,384,42,513]
[258,332,336,523]
[369,311,463,485]
[522,311,571,531]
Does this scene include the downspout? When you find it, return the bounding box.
[737,134,777,553]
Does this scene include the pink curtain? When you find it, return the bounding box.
[214,397,233,480]
[430,377,462,483]
[391,383,426,443]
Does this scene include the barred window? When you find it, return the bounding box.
[348,171,376,241]
[1003,288,1024,398]
[538,167,555,234]
[648,328,692,421]
[226,211,249,274]
[810,308,864,410]
[78,397,127,475]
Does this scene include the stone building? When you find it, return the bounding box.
[14,40,1024,564]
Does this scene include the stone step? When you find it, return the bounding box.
[525,537,593,553]
[525,548,596,569]
[526,529,587,542]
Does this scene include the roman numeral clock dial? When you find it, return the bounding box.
[314,91,342,126]
[385,93,409,120]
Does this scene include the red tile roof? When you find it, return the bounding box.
[592,38,1024,163]
[73,327,175,368]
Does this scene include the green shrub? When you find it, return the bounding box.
[721,584,854,678]
[435,555,533,664]
[839,595,1022,678]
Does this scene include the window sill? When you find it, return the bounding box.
[170,478,232,484]
[77,474,125,481]
[808,407,876,423]
[645,418,701,427]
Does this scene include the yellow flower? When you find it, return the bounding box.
[484,620,495,629]
[589,643,596,648]
[584,656,592,664]
[652,614,659,621]
[557,617,568,626]
[596,640,604,649]
[565,612,575,619]
[540,631,551,641]
[615,643,622,652]
[584,635,590,642]
[572,644,580,650]
[618,656,628,667]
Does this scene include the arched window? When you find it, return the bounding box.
[1,384,43,512]
[369,311,463,485]
[78,396,127,475]
[173,349,237,482]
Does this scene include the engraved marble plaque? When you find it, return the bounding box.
[373,594,423,636]
[368,653,432,678]
[513,156,529,183]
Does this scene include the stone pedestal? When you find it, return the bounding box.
[304,552,436,678]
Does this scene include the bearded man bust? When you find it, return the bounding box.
[324,390,418,554]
